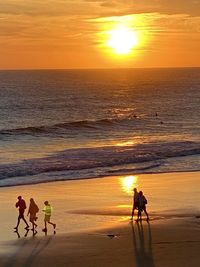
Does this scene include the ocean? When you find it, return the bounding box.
[0,68,199,187]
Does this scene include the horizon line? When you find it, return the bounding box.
[0,66,200,71]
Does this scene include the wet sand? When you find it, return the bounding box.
[0,172,200,266]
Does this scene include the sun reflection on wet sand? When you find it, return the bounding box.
[120,175,139,195]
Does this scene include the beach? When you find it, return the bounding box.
[0,171,200,267]
[0,0,199,264]
[0,0,200,265]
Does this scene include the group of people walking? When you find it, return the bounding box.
[131,188,149,222]
[14,189,148,235]
[14,196,56,233]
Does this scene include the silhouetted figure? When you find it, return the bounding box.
[27,198,39,231]
[14,196,29,230]
[131,188,139,220]
[42,201,56,232]
[137,191,149,222]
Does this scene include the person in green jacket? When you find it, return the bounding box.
[42,201,56,232]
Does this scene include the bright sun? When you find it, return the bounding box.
[107,27,139,55]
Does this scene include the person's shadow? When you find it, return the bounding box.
[6,229,51,267]
[131,221,155,267]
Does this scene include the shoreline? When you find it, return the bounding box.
[1,169,200,188]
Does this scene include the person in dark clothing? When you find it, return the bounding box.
[27,198,39,231]
[14,196,29,230]
[137,191,149,222]
[131,188,139,220]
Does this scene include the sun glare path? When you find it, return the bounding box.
[107,28,139,55]
[120,175,138,195]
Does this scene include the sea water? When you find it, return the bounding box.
[0,68,199,186]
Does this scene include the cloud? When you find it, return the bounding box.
[0,0,199,54]
[0,0,199,19]
[84,0,200,16]
[0,1,200,68]
[0,0,100,16]
[90,12,200,33]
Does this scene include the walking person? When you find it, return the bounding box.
[131,188,139,220]
[27,198,39,231]
[14,196,29,230]
[42,201,56,232]
[137,191,149,222]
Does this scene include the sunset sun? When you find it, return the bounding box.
[107,28,139,55]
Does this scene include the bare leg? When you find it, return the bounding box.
[31,221,37,230]
[143,207,149,220]
[22,217,29,228]
[14,217,20,229]
[48,221,56,229]
[42,221,47,232]
[131,203,138,219]
[137,210,141,222]
[131,208,135,219]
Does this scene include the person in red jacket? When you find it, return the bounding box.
[14,196,29,230]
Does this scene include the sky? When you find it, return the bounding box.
[0,0,200,69]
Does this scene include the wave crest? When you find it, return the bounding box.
[0,118,130,136]
[0,141,199,186]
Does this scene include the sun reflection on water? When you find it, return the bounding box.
[120,175,139,195]
[115,140,136,147]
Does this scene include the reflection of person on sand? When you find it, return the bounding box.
[137,191,149,222]
[27,198,39,231]
[131,221,155,267]
[14,196,29,230]
[14,228,37,239]
[42,201,56,232]
[131,188,139,220]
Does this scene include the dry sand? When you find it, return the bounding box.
[0,172,200,266]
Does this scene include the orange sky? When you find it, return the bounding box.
[0,0,200,69]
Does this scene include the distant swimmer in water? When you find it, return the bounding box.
[14,196,29,230]
[160,121,164,124]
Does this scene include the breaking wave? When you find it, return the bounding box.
[0,141,199,186]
